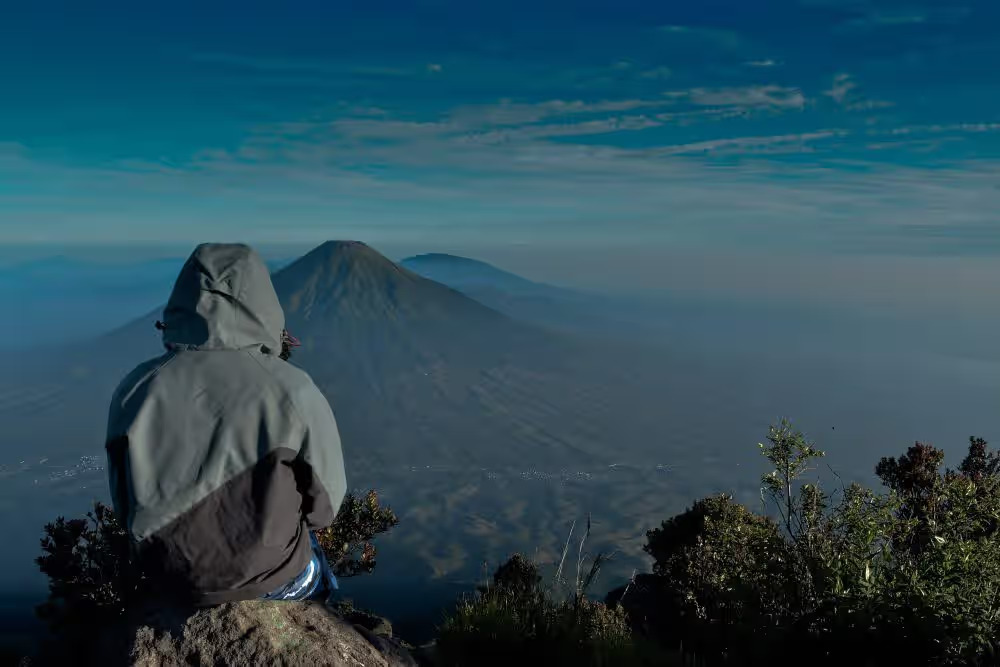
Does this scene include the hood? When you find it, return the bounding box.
[160,243,284,353]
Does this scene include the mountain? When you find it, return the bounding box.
[400,252,676,339]
[0,255,293,350]
[0,241,687,625]
[0,241,669,472]
[399,253,608,330]
[270,242,630,471]
[399,253,557,295]
[275,243,521,360]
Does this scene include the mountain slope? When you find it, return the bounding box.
[0,240,716,625]
[399,253,554,295]
[0,241,669,473]
[275,242,523,367]
[399,252,654,336]
[271,242,618,470]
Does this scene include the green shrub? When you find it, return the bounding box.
[34,501,144,632]
[643,494,793,660]
[437,524,678,667]
[635,421,1000,666]
[35,490,398,631]
[437,560,642,666]
[314,489,399,578]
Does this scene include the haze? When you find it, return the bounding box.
[1,0,998,651]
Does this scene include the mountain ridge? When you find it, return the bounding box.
[400,252,560,295]
[274,241,509,326]
[0,239,682,633]
[0,240,673,475]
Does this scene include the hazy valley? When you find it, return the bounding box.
[0,241,998,646]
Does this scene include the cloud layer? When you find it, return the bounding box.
[1,0,998,256]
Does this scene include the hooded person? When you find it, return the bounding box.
[105,243,346,605]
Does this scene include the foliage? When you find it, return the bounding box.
[315,489,400,578]
[643,495,792,660]
[758,419,826,539]
[436,521,679,667]
[34,501,145,632]
[548,514,618,604]
[35,490,397,630]
[636,422,1000,666]
[482,552,543,598]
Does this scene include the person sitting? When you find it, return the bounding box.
[105,243,345,605]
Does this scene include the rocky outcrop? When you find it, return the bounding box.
[31,599,421,667]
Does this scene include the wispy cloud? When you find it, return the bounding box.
[853,11,928,27]
[836,6,971,32]
[823,73,893,111]
[824,73,857,105]
[875,123,1000,137]
[654,108,755,125]
[646,131,847,156]
[683,85,807,110]
[656,25,743,50]
[5,39,996,252]
[447,98,673,127]
[7,127,1000,260]
[638,66,674,80]
[3,0,999,271]
[193,52,433,79]
[5,114,1000,260]
[847,99,895,111]
[458,115,663,145]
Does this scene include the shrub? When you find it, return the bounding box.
[643,494,793,660]
[436,521,678,667]
[437,558,642,667]
[35,501,143,632]
[314,489,399,578]
[35,490,398,631]
[635,421,1000,666]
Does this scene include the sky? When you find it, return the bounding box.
[1,0,998,258]
[1,2,999,629]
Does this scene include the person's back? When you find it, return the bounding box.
[105,243,347,605]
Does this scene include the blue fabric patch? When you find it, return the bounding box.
[261,531,339,601]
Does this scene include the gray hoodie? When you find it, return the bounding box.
[106,243,347,605]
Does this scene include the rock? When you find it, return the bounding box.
[36,599,419,667]
[330,600,395,638]
[351,625,419,667]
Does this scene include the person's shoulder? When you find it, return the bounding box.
[252,354,325,400]
[259,357,332,419]
[254,354,313,387]
[110,353,175,408]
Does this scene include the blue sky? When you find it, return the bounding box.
[1,0,999,256]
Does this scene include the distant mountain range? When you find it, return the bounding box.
[0,241,672,474]
[8,239,992,635]
[0,255,292,349]
[399,252,689,344]
[399,253,563,295]
[272,241,609,469]
[0,241,697,635]
[0,255,289,280]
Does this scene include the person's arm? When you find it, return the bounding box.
[105,387,131,524]
[103,358,167,529]
[106,435,131,521]
[293,382,348,531]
